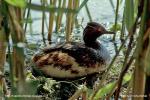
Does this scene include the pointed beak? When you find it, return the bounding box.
[97,27,115,34]
[104,31,115,34]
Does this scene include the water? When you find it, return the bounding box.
[80,0,124,24]
[26,0,124,33]
[25,0,124,57]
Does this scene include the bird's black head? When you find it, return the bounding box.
[83,22,114,46]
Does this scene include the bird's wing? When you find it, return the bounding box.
[42,42,105,67]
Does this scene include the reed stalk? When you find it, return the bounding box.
[55,0,63,32]
[109,0,115,13]
[114,56,134,100]
[85,4,92,22]
[28,13,33,35]
[15,8,24,26]
[0,9,7,96]
[122,75,133,100]
[0,0,10,96]
[132,0,147,99]
[77,0,88,13]
[0,16,7,79]
[48,0,56,43]
[24,0,32,33]
[114,19,139,99]
[66,0,73,42]
[112,0,119,41]
[120,11,125,42]
[27,2,77,13]
[41,0,46,45]
[71,0,79,29]
[69,85,87,100]
[143,28,150,99]
[0,73,9,96]
[106,15,139,98]
[44,0,49,30]
[90,33,130,100]
[8,5,25,94]
[109,0,147,99]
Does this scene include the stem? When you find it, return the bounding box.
[115,56,134,100]
[90,33,130,100]
[85,4,92,22]
[55,0,63,33]
[77,0,88,13]
[132,0,147,99]
[107,6,140,99]
[24,0,31,33]
[41,0,46,45]
[120,10,125,42]
[69,86,87,100]
[66,0,73,42]
[8,5,25,94]
[0,0,11,95]
[113,0,119,41]
[48,0,56,43]
[122,75,133,100]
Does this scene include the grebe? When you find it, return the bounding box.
[32,22,114,79]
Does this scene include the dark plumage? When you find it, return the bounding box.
[32,22,114,78]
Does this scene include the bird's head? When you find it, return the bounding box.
[83,22,114,44]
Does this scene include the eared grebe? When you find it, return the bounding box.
[32,22,114,79]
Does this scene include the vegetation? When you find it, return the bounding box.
[0,0,150,100]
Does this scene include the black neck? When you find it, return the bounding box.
[83,33,99,43]
[84,40,100,49]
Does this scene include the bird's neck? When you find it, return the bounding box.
[84,40,100,49]
[83,34,98,43]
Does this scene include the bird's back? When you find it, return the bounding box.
[32,42,110,78]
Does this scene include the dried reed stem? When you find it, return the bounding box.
[56,0,64,32]
[24,0,32,33]
[66,0,73,42]
[41,0,46,45]
[48,0,56,43]
[112,0,119,41]
[8,5,25,94]
[85,4,92,22]
[132,0,147,99]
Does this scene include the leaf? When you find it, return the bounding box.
[5,0,26,8]
[124,0,134,31]
[110,24,122,32]
[145,29,150,75]
[94,74,132,99]
[26,79,40,94]
[22,18,33,24]
[123,74,132,84]
[95,82,116,99]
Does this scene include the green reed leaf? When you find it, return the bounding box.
[124,0,134,31]
[5,0,26,8]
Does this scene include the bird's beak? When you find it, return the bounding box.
[97,28,115,34]
[104,31,115,34]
